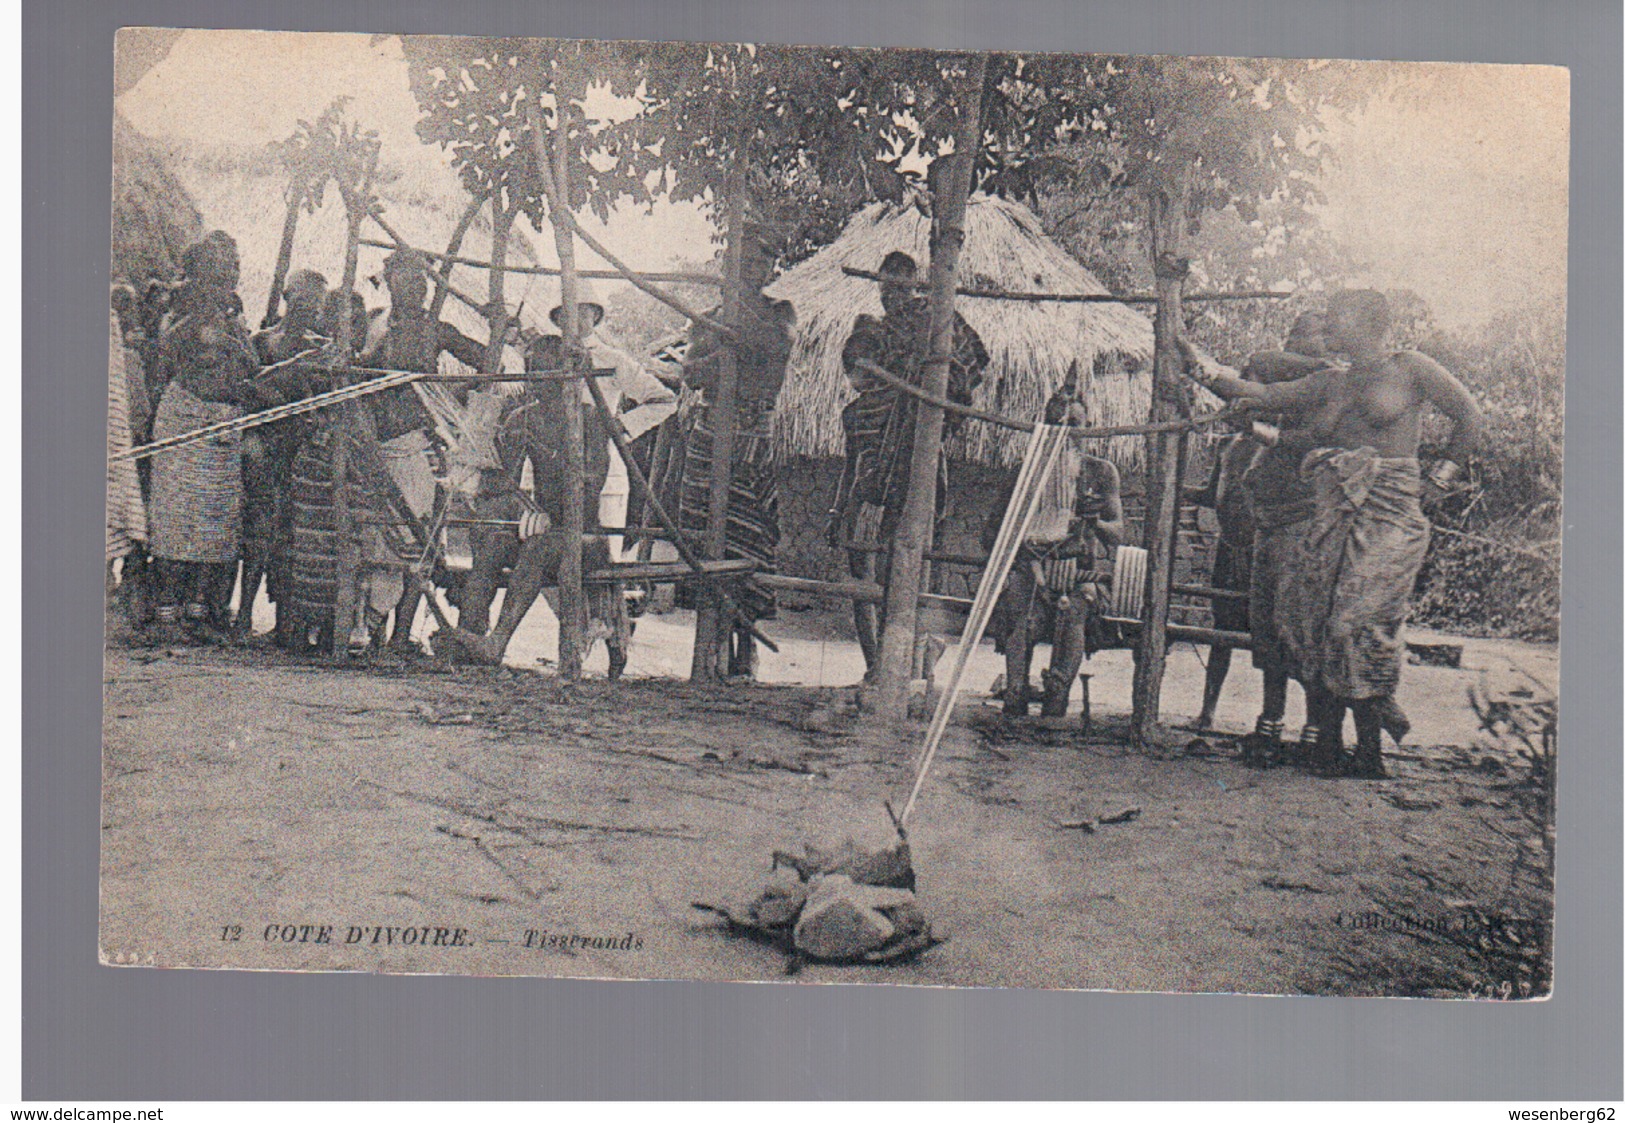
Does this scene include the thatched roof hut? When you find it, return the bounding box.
[129,133,561,371]
[765,194,1157,469]
[111,113,204,284]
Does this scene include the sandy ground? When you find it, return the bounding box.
[100,594,1557,997]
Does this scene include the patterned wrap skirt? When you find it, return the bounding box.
[147,382,241,564]
[1277,448,1430,701]
[284,423,412,635]
[1246,497,1315,673]
[676,397,780,620]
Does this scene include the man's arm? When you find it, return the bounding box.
[604,345,678,440]
[1242,351,1330,384]
[947,314,989,405]
[1090,481,1127,552]
[1184,440,1227,509]
[1063,459,1125,556]
[437,322,490,372]
[841,315,883,382]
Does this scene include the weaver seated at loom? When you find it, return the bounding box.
[438,332,632,677]
[983,395,1126,720]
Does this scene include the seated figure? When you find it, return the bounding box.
[442,334,629,676]
[983,396,1126,719]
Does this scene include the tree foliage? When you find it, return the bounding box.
[399,36,644,226]
[1412,298,1565,642]
[268,96,382,217]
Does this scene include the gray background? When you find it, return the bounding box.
[25,0,1621,1100]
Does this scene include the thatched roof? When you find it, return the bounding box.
[111,113,204,285]
[764,194,1158,469]
[129,135,562,373]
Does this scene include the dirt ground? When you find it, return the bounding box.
[100,601,1557,998]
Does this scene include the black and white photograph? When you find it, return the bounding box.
[101,28,1567,997]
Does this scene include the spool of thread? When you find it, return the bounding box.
[1109,545,1149,619]
[517,509,551,541]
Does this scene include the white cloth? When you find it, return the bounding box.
[106,310,147,560]
[378,428,437,520]
[578,337,677,556]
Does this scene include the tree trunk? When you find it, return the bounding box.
[483,198,514,373]
[690,149,747,682]
[262,185,303,330]
[870,53,988,720]
[429,193,486,324]
[329,209,364,655]
[539,103,587,681]
[1130,168,1194,745]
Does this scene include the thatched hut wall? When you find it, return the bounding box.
[111,114,204,284]
[764,194,1159,471]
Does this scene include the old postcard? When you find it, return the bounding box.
[103,28,1565,995]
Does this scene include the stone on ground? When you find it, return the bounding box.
[792,874,898,960]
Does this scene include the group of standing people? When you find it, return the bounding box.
[108,227,1482,765]
[109,233,262,641]
[1184,291,1483,778]
[109,223,799,677]
[110,230,697,664]
[814,272,1484,783]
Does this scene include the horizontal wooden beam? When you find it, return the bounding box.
[852,358,1232,437]
[589,559,757,582]
[752,574,974,618]
[1172,582,1249,603]
[359,238,723,287]
[1103,616,1255,650]
[842,266,1293,305]
[392,369,617,383]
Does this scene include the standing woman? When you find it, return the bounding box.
[279,288,378,653]
[145,234,258,642]
[675,241,794,679]
[1181,290,1484,778]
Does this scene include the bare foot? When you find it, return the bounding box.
[1239,731,1279,768]
[1376,697,1411,744]
[1347,749,1390,779]
[1308,741,1350,778]
[433,627,505,666]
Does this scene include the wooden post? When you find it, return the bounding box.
[328,206,364,655]
[482,197,514,373]
[690,149,747,682]
[530,89,587,680]
[871,53,988,720]
[1130,166,1195,745]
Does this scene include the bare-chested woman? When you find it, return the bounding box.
[1181,289,1484,778]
